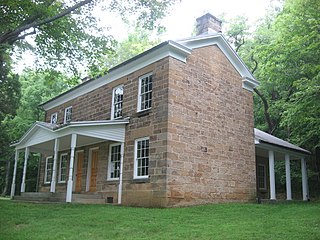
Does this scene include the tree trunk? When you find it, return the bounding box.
[1,159,11,196]
[253,88,275,134]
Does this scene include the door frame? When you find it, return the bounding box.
[86,147,99,192]
[73,150,84,192]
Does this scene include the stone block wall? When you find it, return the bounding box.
[166,45,256,206]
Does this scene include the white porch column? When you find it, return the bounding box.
[50,138,60,193]
[20,147,30,193]
[268,150,276,200]
[66,134,77,203]
[301,157,309,201]
[285,154,292,200]
[10,150,19,198]
[118,142,125,205]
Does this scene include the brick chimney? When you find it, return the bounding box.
[196,13,222,35]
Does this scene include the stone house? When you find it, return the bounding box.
[10,13,310,207]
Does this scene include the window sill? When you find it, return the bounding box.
[136,109,151,117]
[131,177,149,184]
[107,178,119,182]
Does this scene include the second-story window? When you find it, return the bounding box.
[50,112,58,124]
[138,73,153,112]
[64,106,72,124]
[111,85,123,119]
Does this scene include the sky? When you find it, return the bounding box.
[160,0,271,40]
[101,0,273,41]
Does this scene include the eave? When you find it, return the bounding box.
[40,41,191,111]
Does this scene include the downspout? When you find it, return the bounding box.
[118,142,124,204]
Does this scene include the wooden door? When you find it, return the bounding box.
[75,152,84,192]
[89,149,98,192]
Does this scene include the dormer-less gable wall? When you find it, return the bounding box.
[166,44,256,206]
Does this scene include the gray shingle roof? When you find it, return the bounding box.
[254,128,310,155]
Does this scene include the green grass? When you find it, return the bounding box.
[1,200,319,240]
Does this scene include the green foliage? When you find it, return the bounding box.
[254,0,319,145]
[90,24,161,76]
[1,200,320,239]
[0,69,76,194]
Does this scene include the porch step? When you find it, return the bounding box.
[13,192,108,204]
[72,193,106,204]
[13,192,66,203]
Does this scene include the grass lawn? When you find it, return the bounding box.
[0,200,319,240]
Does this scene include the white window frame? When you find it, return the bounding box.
[111,85,124,119]
[137,73,153,112]
[107,143,122,180]
[257,164,267,190]
[64,106,72,124]
[44,156,53,184]
[58,153,68,183]
[50,112,58,124]
[134,137,150,179]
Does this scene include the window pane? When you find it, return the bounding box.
[109,144,121,179]
[135,139,149,177]
[139,74,152,111]
[113,86,123,119]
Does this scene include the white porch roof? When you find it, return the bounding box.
[11,119,129,154]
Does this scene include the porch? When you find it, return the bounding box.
[255,128,311,201]
[10,120,129,204]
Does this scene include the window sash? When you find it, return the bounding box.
[108,144,121,180]
[44,156,53,184]
[134,138,149,178]
[138,73,152,111]
[59,154,68,183]
[64,106,72,124]
[257,164,266,190]
[112,86,123,119]
[50,112,58,124]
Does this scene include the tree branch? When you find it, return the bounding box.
[250,54,258,74]
[12,29,37,43]
[0,0,93,45]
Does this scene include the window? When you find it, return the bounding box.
[138,73,153,112]
[58,153,68,183]
[108,143,122,180]
[50,112,58,124]
[44,156,53,184]
[64,106,72,124]
[134,137,149,179]
[111,85,123,119]
[257,164,266,190]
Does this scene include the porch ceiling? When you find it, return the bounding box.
[11,120,129,153]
